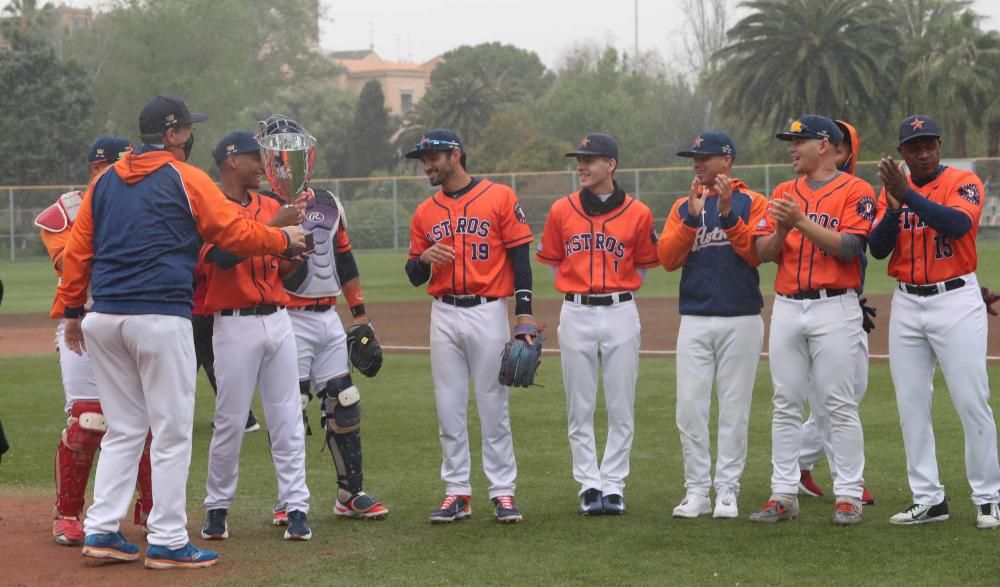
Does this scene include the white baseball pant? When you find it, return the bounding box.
[768,292,865,499]
[676,314,763,496]
[430,298,516,499]
[889,272,1000,505]
[55,319,98,412]
[288,308,349,387]
[80,312,195,549]
[558,297,640,497]
[204,309,310,513]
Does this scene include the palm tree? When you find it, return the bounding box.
[710,0,894,130]
[2,0,55,36]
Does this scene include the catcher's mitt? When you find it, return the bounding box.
[498,324,543,387]
[346,323,383,377]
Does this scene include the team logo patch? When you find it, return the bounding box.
[305,211,325,222]
[856,196,876,221]
[790,120,803,133]
[958,183,981,205]
[513,203,527,224]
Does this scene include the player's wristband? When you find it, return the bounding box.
[64,306,85,319]
[514,289,533,316]
[350,304,366,318]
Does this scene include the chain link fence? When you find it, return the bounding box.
[3,158,999,261]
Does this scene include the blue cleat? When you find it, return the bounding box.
[579,488,603,515]
[82,531,140,562]
[283,510,312,541]
[144,543,218,569]
[602,494,626,515]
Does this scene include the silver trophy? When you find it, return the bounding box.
[257,114,316,202]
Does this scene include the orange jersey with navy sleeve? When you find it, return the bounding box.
[753,174,876,295]
[408,179,533,298]
[285,223,353,308]
[200,192,290,313]
[40,227,72,319]
[876,166,983,284]
[536,192,658,293]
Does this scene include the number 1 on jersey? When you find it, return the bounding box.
[934,235,954,259]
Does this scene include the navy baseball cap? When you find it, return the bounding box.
[776,115,842,145]
[565,133,619,160]
[404,129,464,159]
[677,131,735,159]
[139,95,207,135]
[898,115,942,146]
[213,131,260,164]
[87,136,131,163]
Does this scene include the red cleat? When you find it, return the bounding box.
[53,516,84,546]
[798,469,825,497]
[861,484,875,506]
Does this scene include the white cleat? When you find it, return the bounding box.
[976,503,1000,529]
[672,493,712,518]
[713,489,738,519]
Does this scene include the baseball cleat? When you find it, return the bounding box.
[833,498,863,526]
[144,543,218,569]
[272,509,288,526]
[283,510,312,541]
[713,489,738,519]
[200,508,229,540]
[82,531,141,562]
[244,411,261,433]
[749,497,799,523]
[861,484,876,506]
[53,516,84,546]
[430,495,471,524]
[579,488,603,515]
[673,493,711,518]
[798,470,825,497]
[976,503,1000,529]
[602,494,626,515]
[493,495,523,523]
[335,492,390,520]
[889,500,949,525]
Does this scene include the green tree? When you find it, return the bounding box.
[64,0,335,170]
[344,80,395,177]
[1,0,54,39]
[710,0,893,131]
[469,107,566,173]
[0,34,92,183]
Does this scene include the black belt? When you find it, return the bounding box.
[437,295,498,308]
[290,303,332,313]
[565,292,634,306]
[900,278,966,297]
[220,304,283,317]
[780,288,847,301]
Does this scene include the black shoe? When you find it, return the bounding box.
[283,510,312,541]
[890,500,949,525]
[245,411,260,432]
[492,495,523,523]
[200,508,229,540]
[579,488,603,515]
[602,494,626,515]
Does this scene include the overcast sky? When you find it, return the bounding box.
[320,0,1000,68]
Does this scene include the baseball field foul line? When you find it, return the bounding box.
[381,345,1000,362]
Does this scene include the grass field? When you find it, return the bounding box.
[2,353,1000,585]
[3,241,1000,313]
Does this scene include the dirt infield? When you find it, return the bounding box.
[3,294,998,358]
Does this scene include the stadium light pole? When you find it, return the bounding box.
[634,0,638,57]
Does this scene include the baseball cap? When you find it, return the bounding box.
[565,133,619,160]
[404,129,464,159]
[212,131,260,164]
[898,114,941,146]
[138,95,208,135]
[775,115,842,145]
[677,131,735,159]
[87,135,131,163]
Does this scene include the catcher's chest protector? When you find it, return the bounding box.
[286,189,344,297]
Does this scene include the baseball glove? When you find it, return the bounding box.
[346,323,383,377]
[983,287,999,317]
[498,324,543,388]
[859,296,877,334]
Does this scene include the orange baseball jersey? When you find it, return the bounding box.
[753,174,876,295]
[285,223,352,308]
[875,166,984,284]
[536,192,659,293]
[36,191,85,319]
[200,192,290,312]
[408,179,533,298]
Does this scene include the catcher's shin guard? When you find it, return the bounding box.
[300,379,313,436]
[320,375,364,495]
[133,431,153,526]
[54,400,105,517]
